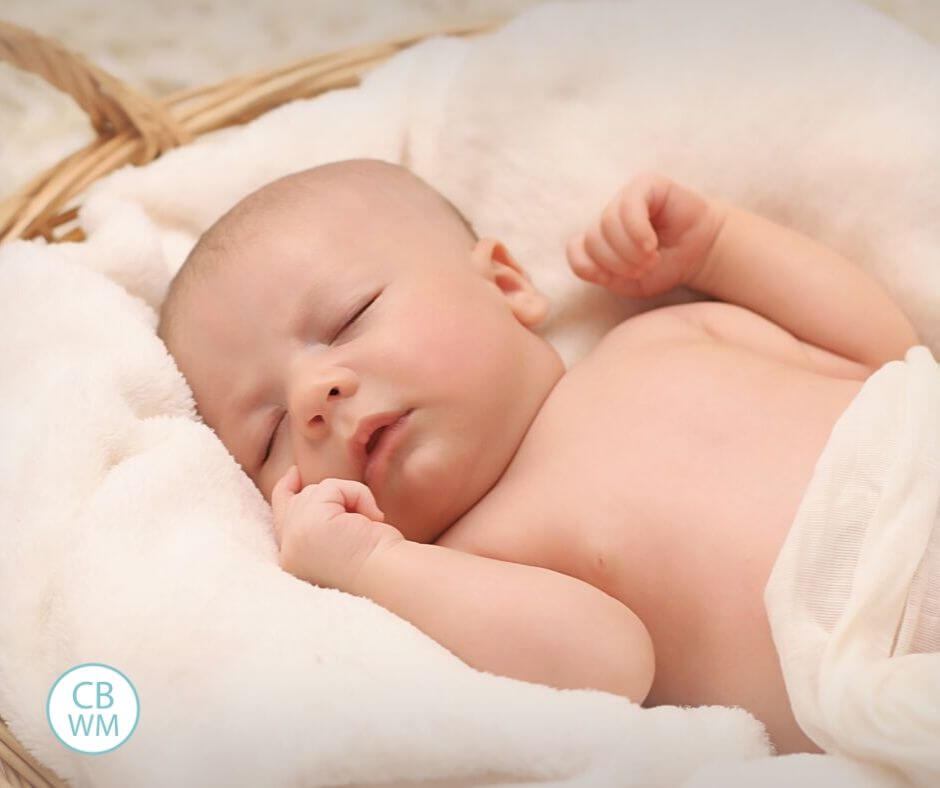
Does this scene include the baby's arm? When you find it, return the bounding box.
[272,470,654,703]
[355,539,654,703]
[691,203,919,370]
[568,173,919,371]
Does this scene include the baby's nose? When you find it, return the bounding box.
[290,365,359,433]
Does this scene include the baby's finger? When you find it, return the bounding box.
[619,183,659,257]
[321,478,386,522]
[600,195,654,271]
[566,234,612,286]
[582,223,624,275]
[271,465,301,541]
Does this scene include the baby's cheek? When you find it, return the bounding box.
[423,322,499,385]
[426,296,509,370]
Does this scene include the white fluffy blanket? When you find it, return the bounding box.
[2,1,939,786]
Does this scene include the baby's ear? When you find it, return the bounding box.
[470,238,549,328]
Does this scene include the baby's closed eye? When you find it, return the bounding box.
[262,412,287,465]
[333,291,381,341]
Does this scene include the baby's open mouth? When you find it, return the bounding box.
[353,409,413,487]
[365,426,387,455]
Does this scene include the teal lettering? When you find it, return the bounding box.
[96,682,114,709]
[72,682,94,709]
[68,714,94,736]
[96,714,119,737]
[66,713,120,737]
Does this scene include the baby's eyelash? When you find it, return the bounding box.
[262,413,284,464]
[335,292,380,339]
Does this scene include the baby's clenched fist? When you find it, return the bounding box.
[271,467,404,594]
[566,172,726,299]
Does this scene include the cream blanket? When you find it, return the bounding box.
[766,346,940,786]
[2,1,940,786]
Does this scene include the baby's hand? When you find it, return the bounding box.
[566,172,726,299]
[271,467,404,593]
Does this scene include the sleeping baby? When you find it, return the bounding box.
[157,158,932,758]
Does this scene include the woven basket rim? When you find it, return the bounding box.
[0,18,501,245]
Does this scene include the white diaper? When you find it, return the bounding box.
[765,346,940,786]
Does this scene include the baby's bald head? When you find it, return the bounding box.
[158,159,477,345]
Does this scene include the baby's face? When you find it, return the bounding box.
[168,187,562,542]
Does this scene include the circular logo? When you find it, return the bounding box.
[47,663,139,754]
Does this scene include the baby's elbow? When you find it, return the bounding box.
[613,608,656,704]
[540,579,655,703]
[589,606,655,704]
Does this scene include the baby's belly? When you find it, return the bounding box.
[494,337,863,752]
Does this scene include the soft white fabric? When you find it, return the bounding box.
[4,0,940,195]
[765,346,940,787]
[2,1,939,786]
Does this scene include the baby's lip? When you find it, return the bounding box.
[348,410,409,479]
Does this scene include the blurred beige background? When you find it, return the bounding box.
[2,0,938,198]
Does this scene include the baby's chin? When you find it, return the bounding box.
[378,493,455,545]
[379,438,505,541]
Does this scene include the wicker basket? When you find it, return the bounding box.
[0,17,498,787]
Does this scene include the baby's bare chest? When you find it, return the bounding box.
[449,329,860,617]
[439,327,862,720]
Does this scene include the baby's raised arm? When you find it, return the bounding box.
[693,200,918,370]
[568,173,919,371]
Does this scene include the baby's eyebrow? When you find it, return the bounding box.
[287,278,360,338]
[286,282,316,336]
[287,279,330,336]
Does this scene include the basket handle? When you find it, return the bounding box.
[0,21,190,160]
